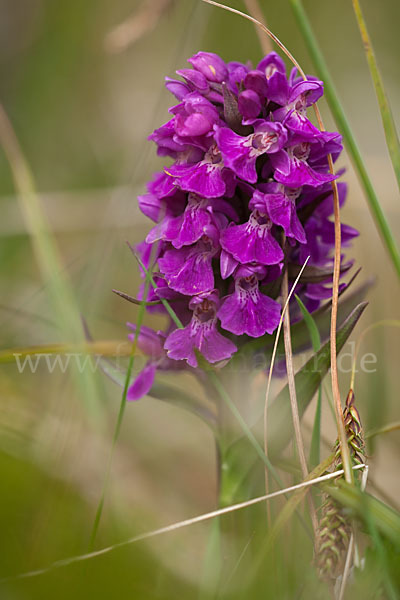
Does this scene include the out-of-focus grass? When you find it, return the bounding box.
[0,0,399,598]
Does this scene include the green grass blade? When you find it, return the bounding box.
[0,105,101,419]
[289,0,400,280]
[134,254,184,329]
[88,262,153,550]
[209,372,284,489]
[295,295,321,353]
[352,0,400,193]
[295,295,322,468]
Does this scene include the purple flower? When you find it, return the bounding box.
[175,68,210,93]
[164,291,237,367]
[188,52,228,83]
[257,52,289,105]
[149,119,187,157]
[166,143,236,198]
[238,89,262,119]
[244,70,268,100]
[220,210,284,265]
[250,183,306,243]
[165,77,191,101]
[274,80,324,140]
[170,93,220,138]
[127,363,157,401]
[146,192,236,248]
[138,171,187,223]
[126,325,164,401]
[271,142,338,188]
[126,325,184,401]
[158,227,220,295]
[227,61,250,93]
[125,49,358,377]
[215,121,287,184]
[218,270,281,337]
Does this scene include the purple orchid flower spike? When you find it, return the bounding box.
[215,120,287,184]
[125,48,358,378]
[165,291,237,368]
[218,267,281,337]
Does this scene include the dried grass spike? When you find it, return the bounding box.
[316,389,366,581]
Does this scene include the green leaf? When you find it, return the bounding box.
[288,262,351,283]
[289,0,400,280]
[267,302,368,458]
[295,295,321,353]
[295,295,322,469]
[352,0,400,194]
[326,482,400,549]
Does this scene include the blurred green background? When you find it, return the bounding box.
[0,0,399,598]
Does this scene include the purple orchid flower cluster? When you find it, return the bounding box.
[127,51,358,400]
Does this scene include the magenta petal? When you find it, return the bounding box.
[284,112,322,140]
[167,162,228,198]
[220,249,238,279]
[175,113,213,137]
[289,211,307,244]
[274,157,337,188]
[164,320,236,367]
[197,327,237,363]
[127,363,156,401]
[238,89,262,119]
[165,77,190,100]
[164,326,198,367]
[138,193,162,222]
[218,281,281,337]
[188,51,228,83]
[176,68,209,92]
[215,127,257,183]
[158,244,216,296]
[220,214,284,265]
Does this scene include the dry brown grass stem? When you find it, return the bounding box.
[263,256,310,521]
[243,0,273,54]
[282,266,318,536]
[104,0,173,54]
[2,464,366,583]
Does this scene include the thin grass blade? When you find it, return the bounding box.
[352,0,400,193]
[296,295,322,468]
[289,0,400,280]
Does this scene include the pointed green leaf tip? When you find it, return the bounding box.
[268,302,368,458]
